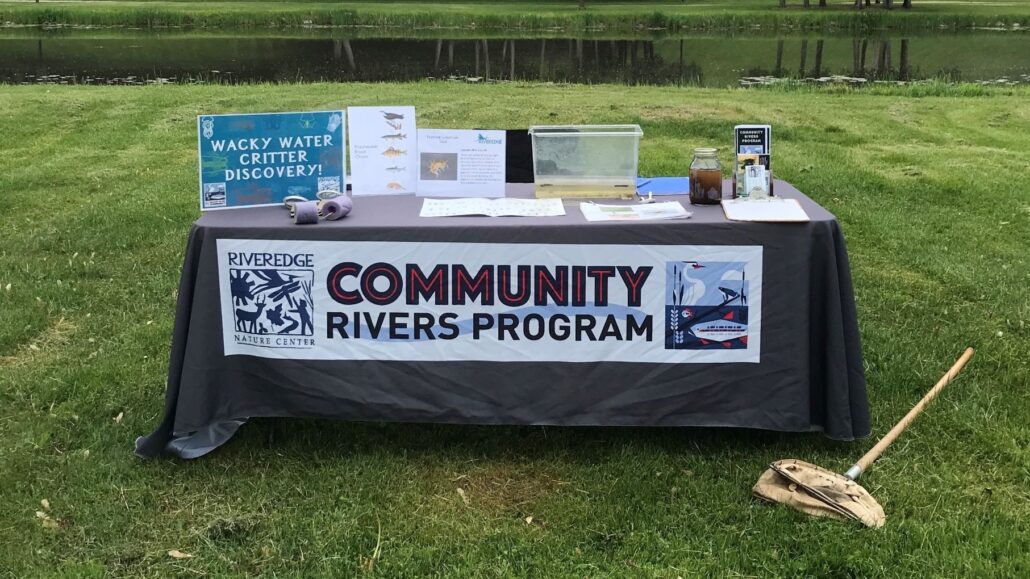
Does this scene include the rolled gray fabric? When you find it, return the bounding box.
[292,200,319,225]
[320,197,352,221]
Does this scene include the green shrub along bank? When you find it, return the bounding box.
[2,1,1030,32]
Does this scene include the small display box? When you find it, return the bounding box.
[529,125,643,199]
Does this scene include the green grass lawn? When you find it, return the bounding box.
[3,0,1030,30]
[1,82,1029,576]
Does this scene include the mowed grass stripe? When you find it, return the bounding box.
[0,82,1027,576]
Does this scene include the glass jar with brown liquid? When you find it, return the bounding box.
[689,148,723,205]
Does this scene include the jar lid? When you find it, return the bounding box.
[693,147,718,157]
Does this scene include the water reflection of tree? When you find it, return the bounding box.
[853,39,913,81]
[320,37,937,86]
[752,38,917,82]
[421,39,703,85]
[332,39,355,71]
[17,34,1001,88]
[111,35,930,86]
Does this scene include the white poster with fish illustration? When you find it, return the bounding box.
[347,106,418,196]
[417,129,506,198]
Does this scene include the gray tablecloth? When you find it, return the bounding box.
[136,182,869,458]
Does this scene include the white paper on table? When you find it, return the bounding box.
[721,198,810,222]
[420,198,565,218]
[347,106,417,196]
[416,129,506,198]
[579,201,692,222]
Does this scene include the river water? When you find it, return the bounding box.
[1,29,1027,86]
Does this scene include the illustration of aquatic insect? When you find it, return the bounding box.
[382,147,406,157]
[386,120,403,131]
[381,111,405,121]
[381,133,406,141]
[386,182,405,190]
[428,159,449,176]
[385,166,406,172]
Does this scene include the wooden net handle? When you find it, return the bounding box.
[854,348,975,474]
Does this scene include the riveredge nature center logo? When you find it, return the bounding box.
[476,133,503,145]
[226,250,315,348]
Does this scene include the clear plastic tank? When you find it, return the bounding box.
[529,125,643,198]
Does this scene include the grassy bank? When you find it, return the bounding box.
[1,82,1029,576]
[2,1,1030,32]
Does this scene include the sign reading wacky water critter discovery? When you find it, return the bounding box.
[198,111,345,210]
[217,240,763,363]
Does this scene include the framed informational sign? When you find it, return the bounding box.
[197,111,345,210]
[347,106,418,196]
[416,129,506,198]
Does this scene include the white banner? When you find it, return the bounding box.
[217,240,762,363]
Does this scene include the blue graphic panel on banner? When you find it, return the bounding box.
[665,261,750,350]
[197,111,345,210]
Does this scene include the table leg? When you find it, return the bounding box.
[264,418,282,448]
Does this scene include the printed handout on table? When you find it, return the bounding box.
[347,106,417,196]
[419,198,566,218]
[417,129,506,198]
[721,198,810,222]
